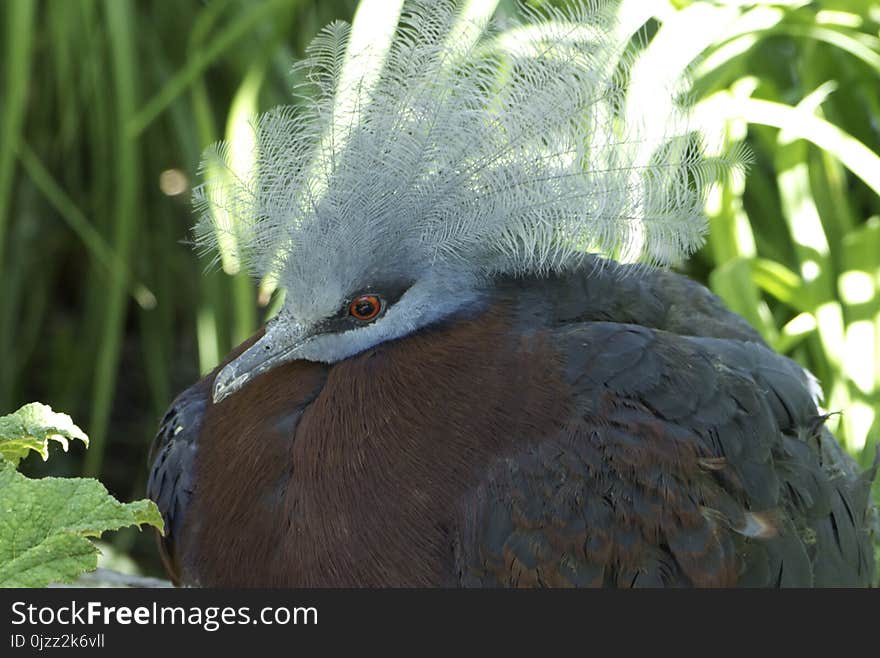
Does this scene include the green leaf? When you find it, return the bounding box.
[0,460,164,588]
[0,402,88,467]
[0,531,98,590]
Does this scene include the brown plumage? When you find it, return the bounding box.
[159,303,567,586]
[148,263,879,587]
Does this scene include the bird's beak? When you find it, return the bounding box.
[212,314,308,404]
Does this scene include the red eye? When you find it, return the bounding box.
[349,295,382,321]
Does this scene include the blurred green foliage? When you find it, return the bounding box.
[0,0,877,577]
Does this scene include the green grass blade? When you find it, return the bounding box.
[84,0,142,477]
[750,258,807,312]
[127,0,293,137]
[0,0,36,269]
[707,95,880,198]
[16,142,155,309]
[709,257,778,343]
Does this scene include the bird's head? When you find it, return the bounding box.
[211,245,484,403]
[197,0,737,404]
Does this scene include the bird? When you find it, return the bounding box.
[147,0,878,587]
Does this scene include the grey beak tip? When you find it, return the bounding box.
[211,386,228,406]
[209,323,302,405]
[212,364,236,405]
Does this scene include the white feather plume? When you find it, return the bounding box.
[193,0,740,294]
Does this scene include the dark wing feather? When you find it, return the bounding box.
[146,379,209,584]
[456,315,877,587]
